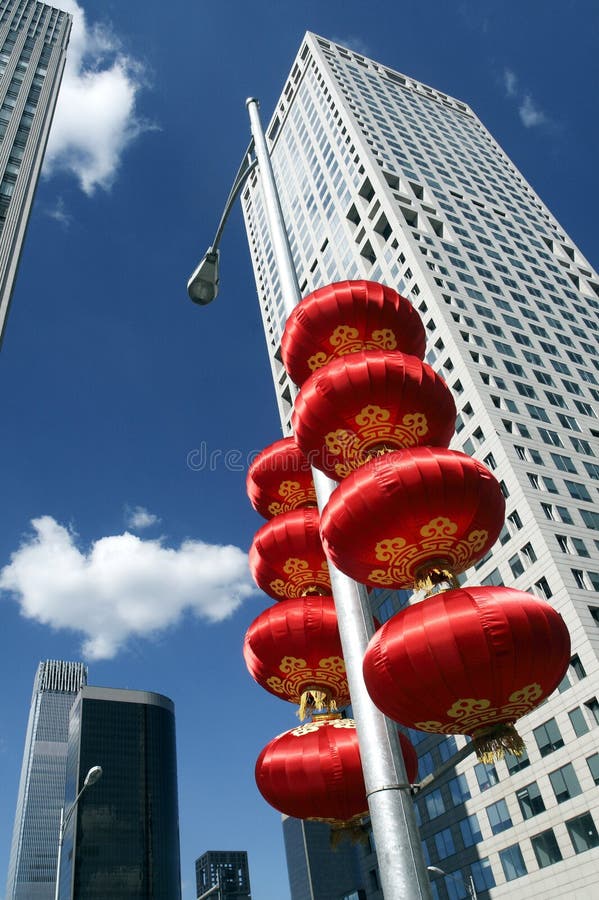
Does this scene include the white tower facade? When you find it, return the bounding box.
[241,32,599,900]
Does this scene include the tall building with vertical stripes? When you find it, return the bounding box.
[6,660,87,900]
[0,0,71,345]
[241,32,599,900]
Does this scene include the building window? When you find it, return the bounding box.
[499,843,527,881]
[566,813,599,854]
[486,798,512,835]
[565,481,592,502]
[549,763,582,803]
[505,748,530,775]
[459,813,482,848]
[448,773,471,805]
[533,576,553,600]
[516,782,545,819]
[570,655,587,681]
[433,826,456,859]
[424,788,446,820]
[586,697,599,725]
[470,858,495,892]
[474,761,499,791]
[569,707,590,737]
[531,829,563,868]
[587,754,599,786]
[533,718,564,756]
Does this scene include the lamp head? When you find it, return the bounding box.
[187,248,220,305]
[84,765,103,787]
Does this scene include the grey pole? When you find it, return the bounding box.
[53,766,102,900]
[246,97,432,900]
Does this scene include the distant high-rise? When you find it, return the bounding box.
[195,850,251,900]
[0,0,71,345]
[6,660,88,900]
[282,817,367,900]
[242,32,599,900]
[56,686,182,900]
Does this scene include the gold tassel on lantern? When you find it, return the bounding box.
[473,723,525,763]
[413,562,460,596]
[297,689,338,721]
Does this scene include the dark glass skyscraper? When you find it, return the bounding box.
[5,660,88,900]
[195,850,252,899]
[57,686,182,900]
[0,0,71,345]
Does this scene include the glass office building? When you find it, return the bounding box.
[56,686,181,900]
[195,850,252,900]
[241,32,599,900]
[0,0,71,345]
[6,660,88,900]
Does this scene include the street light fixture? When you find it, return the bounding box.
[54,765,102,900]
[197,877,221,900]
[186,97,432,899]
[427,865,477,900]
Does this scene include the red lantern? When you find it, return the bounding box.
[282,280,426,386]
[249,507,330,600]
[363,586,571,760]
[292,350,456,479]
[255,714,418,824]
[243,597,350,717]
[320,447,505,590]
[247,438,316,519]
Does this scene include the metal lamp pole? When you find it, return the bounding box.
[54,765,102,900]
[188,98,431,900]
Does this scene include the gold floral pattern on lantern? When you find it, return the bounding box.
[306,325,399,373]
[265,655,347,704]
[414,684,543,734]
[291,716,357,738]
[367,517,489,586]
[324,404,429,478]
[267,479,317,517]
[269,558,331,599]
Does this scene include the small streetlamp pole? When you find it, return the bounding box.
[428,865,478,900]
[53,765,102,900]
[188,97,431,900]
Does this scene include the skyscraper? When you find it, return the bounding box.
[0,0,71,345]
[6,660,88,900]
[282,817,366,900]
[56,685,182,900]
[195,850,252,899]
[241,32,599,899]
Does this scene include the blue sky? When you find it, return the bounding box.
[0,1,597,897]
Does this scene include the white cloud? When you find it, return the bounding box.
[0,516,255,660]
[502,67,548,129]
[330,35,371,57]
[503,68,518,97]
[125,506,160,531]
[518,94,547,128]
[45,196,72,228]
[43,1,153,195]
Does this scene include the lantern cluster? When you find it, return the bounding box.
[279,279,571,762]
[245,430,417,827]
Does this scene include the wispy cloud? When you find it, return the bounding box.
[518,94,547,128]
[503,68,518,98]
[0,516,255,660]
[502,67,549,129]
[330,34,372,57]
[45,196,72,228]
[43,1,154,195]
[125,506,160,531]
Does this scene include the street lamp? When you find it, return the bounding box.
[187,97,431,899]
[197,877,221,900]
[427,865,477,900]
[54,765,102,900]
